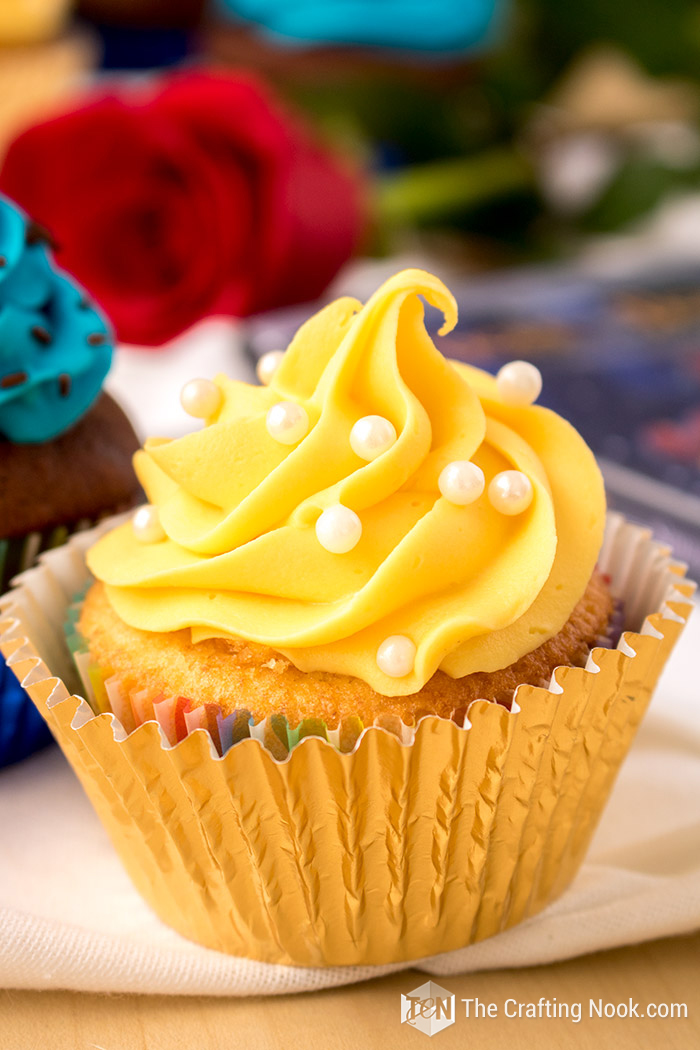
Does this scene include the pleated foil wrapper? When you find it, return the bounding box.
[0,519,106,768]
[0,512,694,967]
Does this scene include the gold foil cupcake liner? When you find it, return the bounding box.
[0,513,694,966]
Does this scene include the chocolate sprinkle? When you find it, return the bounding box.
[87,332,106,346]
[58,373,71,398]
[31,324,52,345]
[1,371,28,389]
[25,220,58,250]
[0,256,5,268]
[78,296,92,310]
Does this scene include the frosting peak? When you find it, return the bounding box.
[0,194,112,445]
[88,269,606,695]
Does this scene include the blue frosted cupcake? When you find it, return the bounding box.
[213,0,501,53]
[207,1,506,179]
[0,192,141,766]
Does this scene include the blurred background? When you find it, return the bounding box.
[1,0,700,570]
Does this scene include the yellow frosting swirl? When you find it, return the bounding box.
[88,270,606,696]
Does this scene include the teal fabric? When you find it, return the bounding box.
[0,194,113,444]
[215,0,502,53]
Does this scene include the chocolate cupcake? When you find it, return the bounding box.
[0,192,140,766]
[1,393,142,588]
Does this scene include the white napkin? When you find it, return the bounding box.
[0,600,697,997]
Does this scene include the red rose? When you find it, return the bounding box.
[0,70,367,346]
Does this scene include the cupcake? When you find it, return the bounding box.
[208,0,500,82]
[0,0,73,45]
[80,268,612,716]
[0,269,694,965]
[212,0,499,53]
[206,1,501,173]
[0,191,141,766]
[0,24,96,161]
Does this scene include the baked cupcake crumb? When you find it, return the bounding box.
[79,569,614,728]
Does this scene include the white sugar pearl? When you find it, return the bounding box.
[266,401,309,445]
[376,635,416,678]
[438,460,485,505]
[350,415,397,461]
[133,504,166,544]
[315,504,362,554]
[180,378,222,419]
[496,360,542,406]
[488,470,533,515]
[256,349,285,386]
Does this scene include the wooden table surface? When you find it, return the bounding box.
[1,932,697,1049]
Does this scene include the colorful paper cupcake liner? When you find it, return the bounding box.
[63,590,627,760]
[0,512,694,966]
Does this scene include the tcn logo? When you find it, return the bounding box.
[401,980,456,1037]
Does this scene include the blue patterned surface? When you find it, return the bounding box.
[0,658,53,769]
